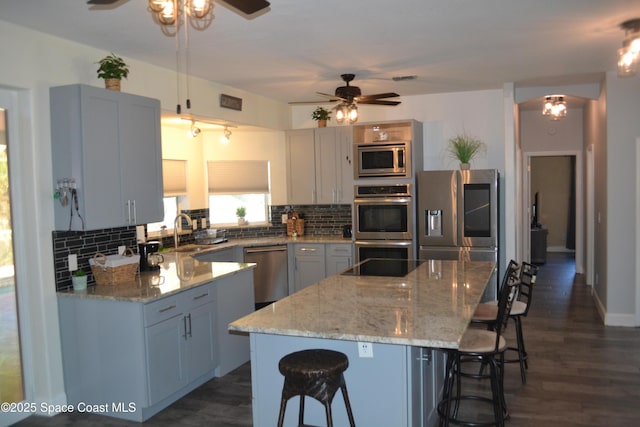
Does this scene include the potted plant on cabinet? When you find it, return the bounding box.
[96,53,129,91]
[311,106,331,128]
[72,269,88,291]
[446,133,486,169]
[236,206,247,226]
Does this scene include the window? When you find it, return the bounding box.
[208,160,270,226]
[147,196,179,232]
[147,159,187,232]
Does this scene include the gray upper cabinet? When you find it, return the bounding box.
[286,127,353,205]
[314,127,353,204]
[50,84,163,230]
[285,129,316,204]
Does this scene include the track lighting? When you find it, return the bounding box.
[220,126,232,143]
[189,120,201,137]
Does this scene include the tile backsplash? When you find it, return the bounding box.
[52,204,352,290]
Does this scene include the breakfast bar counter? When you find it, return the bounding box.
[229,259,496,427]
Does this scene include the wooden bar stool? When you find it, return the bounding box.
[472,261,538,384]
[438,280,519,427]
[277,349,356,427]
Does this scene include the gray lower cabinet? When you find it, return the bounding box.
[57,268,253,422]
[50,84,163,230]
[325,243,353,276]
[291,243,354,292]
[145,286,217,406]
[292,244,326,292]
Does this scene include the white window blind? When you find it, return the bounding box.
[162,159,188,196]
[208,160,270,194]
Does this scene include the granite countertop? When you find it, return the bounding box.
[58,253,255,304]
[229,260,495,349]
[174,235,353,254]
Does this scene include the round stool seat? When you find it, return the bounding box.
[279,349,349,379]
[277,349,356,427]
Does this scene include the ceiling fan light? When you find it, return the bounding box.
[347,103,359,124]
[336,104,348,123]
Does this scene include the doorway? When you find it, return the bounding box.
[0,107,24,404]
[522,151,584,275]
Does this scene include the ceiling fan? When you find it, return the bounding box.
[292,74,402,107]
[86,0,271,16]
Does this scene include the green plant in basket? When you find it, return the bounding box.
[311,106,332,121]
[96,53,129,80]
[236,206,246,218]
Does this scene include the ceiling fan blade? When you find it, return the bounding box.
[288,100,338,105]
[220,0,270,15]
[359,100,402,106]
[356,92,400,102]
[87,0,121,4]
[316,92,346,102]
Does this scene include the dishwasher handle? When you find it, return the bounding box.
[245,245,287,254]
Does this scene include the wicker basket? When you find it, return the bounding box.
[286,219,305,236]
[89,248,139,286]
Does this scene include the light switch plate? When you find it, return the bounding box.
[201,218,207,229]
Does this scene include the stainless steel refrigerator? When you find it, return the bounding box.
[417,169,499,298]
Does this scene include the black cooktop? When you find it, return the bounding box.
[341,258,425,277]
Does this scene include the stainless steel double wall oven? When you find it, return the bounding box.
[354,183,414,263]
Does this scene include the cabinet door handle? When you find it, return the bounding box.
[158,304,177,313]
[126,200,132,224]
[193,293,209,300]
[182,316,188,340]
[187,313,192,338]
[131,199,137,224]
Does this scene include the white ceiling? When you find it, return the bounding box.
[1,0,640,106]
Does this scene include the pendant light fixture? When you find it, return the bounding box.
[542,95,567,120]
[147,1,215,114]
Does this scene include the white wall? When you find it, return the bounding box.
[604,71,640,325]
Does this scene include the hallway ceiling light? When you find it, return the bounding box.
[618,18,640,77]
[542,95,567,120]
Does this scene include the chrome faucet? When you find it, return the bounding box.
[174,213,193,249]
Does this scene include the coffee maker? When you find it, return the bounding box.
[139,241,161,272]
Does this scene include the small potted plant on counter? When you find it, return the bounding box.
[72,269,88,291]
[311,106,331,128]
[96,53,129,91]
[236,206,247,226]
[447,132,486,169]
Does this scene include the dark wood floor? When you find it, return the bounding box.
[13,253,640,426]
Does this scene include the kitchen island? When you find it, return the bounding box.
[229,259,496,427]
[57,253,255,421]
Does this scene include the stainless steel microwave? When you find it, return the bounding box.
[356,141,410,178]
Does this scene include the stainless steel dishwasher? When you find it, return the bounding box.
[244,245,288,310]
